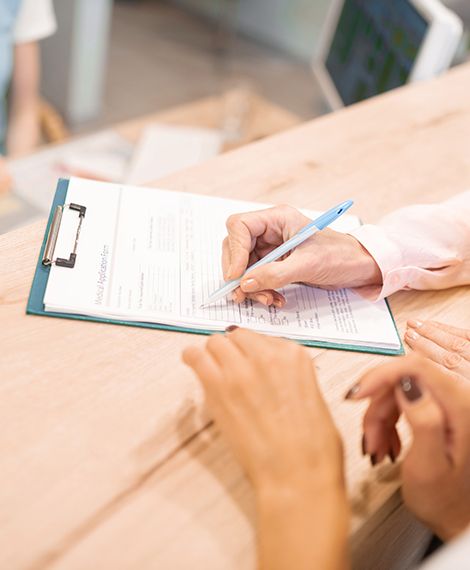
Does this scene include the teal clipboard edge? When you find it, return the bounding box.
[26,179,404,357]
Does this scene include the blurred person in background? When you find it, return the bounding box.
[0,0,56,193]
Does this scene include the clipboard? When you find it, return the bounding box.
[27,179,404,356]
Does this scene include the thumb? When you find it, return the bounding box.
[396,376,449,473]
[240,256,300,293]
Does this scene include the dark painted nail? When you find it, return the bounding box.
[225,325,239,333]
[361,434,367,456]
[388,449,396,463]
[400,376,422,402]
[344,383,361,400]
[370,454,378,467]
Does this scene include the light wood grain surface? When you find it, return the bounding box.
[2,64,470,570]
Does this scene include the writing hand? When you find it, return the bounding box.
[222,205,381,307]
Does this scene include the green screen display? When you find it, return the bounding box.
[326,0,428,105]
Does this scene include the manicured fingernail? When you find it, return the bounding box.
[361,434,367,456]
[370,454,378,467]
[408,319,423,329]
[400,376,422,402]
[344,383,361,400]
[225,325,239,333]
[388,449,396,463]
[241,278,258,292]
[405,329,419,341]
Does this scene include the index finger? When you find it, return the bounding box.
[408,320,470,360]
[182,345,222,389]
[347,355,464,416]
[223,211,266,280]
[224,208,285,280]
[423,320,470,342]
[226,326,287,360]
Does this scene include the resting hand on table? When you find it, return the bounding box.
[222,205,381,307]
[183,328,349,570]
[347,355,470,541]
[405,320,470,381]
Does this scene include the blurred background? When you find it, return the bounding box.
[42,0,470,130]
[44,0,332,130]
[1,0,469,233]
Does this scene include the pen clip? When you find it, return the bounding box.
[313,200,353,231]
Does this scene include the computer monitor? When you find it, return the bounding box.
[314,0,463,109]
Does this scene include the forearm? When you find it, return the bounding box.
[6,102,40,156]
[6,42,41,157]
[349,191,470,300]
[256,480,350,570]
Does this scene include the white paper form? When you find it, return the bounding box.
[44,178,401,350]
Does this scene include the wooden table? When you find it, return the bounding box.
[1,64,470,570]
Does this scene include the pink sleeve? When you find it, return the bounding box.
[348,191,470,301]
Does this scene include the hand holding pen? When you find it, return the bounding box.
[204,202,382,308]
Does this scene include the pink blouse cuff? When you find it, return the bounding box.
[348,224,405,301]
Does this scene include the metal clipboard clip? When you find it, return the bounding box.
[42,203,86,268]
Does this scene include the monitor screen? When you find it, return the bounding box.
[325,0,428,105]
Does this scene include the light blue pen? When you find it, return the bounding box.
[200,199,354,308]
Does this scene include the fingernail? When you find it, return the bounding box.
[388,449,396,463]
[408,319,423,329]
[225,325,239,333]
[370,454,378,467]
[344,383,361,400]
[226,265,233,280]
[241,278,258,292]
[273,298,283,308]
[405,329,419,341]
[256,294,269,306]
[361,434,367,456]
[400,376,422,402]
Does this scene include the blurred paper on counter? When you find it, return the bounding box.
[125,123,223,186]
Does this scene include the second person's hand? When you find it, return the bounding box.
[346,355,470,541]
[405,320,470,381]
[183,327,344,489]
[222,205,382,307]
[183,327,350,570]
[348,320,470,468]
